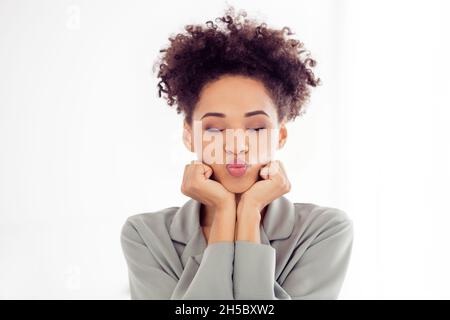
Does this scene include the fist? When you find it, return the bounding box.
[181,160,235,209]
[240,160,291,212]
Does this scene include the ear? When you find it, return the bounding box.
[278,121,288,150]
[182,120,194,152]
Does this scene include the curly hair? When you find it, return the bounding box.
[152,5,321,125]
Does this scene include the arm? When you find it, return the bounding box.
[233,202,354,300]
[182,202,237,299]
[233,201,280,300]
[208,202,236,244]
[281,218,354,299]
[121,160,238,299]
[120,218,235,300]
[120,219,177,299]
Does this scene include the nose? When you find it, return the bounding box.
[224,132,249,156]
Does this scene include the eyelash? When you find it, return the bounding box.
[205,127,266,132]
[247,127,266,132]
[205,128,223,132]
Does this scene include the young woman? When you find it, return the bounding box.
[120,6,354,300]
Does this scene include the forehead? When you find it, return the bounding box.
[193,75,277,119]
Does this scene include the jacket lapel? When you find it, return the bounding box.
[170,195,295,248]
[169,195,296,284]
[261,195,296,241]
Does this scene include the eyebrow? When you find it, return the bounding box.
[200,110,269,120]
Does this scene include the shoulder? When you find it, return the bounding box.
[293,202,352,225]
[120,205,180,241]
[291,202,353,241]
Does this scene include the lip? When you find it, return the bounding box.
[226,159,248,177]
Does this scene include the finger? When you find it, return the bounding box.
[191,161,212,180]
[272,160,290,189]
[277,160,287,175]
[191,161,205,177]
[181,163,194,195]
[260,163,271,180]
[268,160,285,182]
[182,162,192,182]
[276,160,289,181]
[202,163,213,179]
[191,159,203,165]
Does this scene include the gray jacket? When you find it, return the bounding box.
[120,195,354,300]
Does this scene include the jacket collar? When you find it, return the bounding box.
[169,195,295,245]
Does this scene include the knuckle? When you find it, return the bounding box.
[189,181,200,192]
[285,180,291,192]
[181,181,193,195]
[279,178,290,191]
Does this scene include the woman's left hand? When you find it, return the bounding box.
[238,160,291,214]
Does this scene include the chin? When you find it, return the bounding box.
[220,179,255,194]
[212,164,262,194]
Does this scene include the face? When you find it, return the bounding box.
[183,74,287,193]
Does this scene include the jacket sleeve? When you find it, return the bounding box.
[233,219,354,300]
[120,219,234,299]
[181,241,234,299]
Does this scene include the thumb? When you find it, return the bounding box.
[202,163,213,179]
[192,160,213,179]
[260,163,270,180]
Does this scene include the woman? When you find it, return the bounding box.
[120,6,354,300]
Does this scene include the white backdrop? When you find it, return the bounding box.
[1,0,449,299]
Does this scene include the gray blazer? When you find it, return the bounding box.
[120,195,354,300]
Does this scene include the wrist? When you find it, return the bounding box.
[214,201,236,218]
[213,195,236,211]
[237,201,262,223]
[238,194,263,213]
[235,211,261,243]
[208,214,236,244]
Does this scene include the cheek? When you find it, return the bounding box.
[249,164,264,178]
[196,135,224,165]
[209,164,225,179]
[195,130,277,165]
[247,131,277,165]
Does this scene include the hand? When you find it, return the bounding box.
[238,160,291,213]
[181,160,235,210]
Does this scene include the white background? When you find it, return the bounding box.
[1,0,449,299]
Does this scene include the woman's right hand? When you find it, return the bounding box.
[181,160,235,210]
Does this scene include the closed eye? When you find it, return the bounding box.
[205,127,266,132]
[205,127,224,132]
[247,127,266,131]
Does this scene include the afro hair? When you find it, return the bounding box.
[152,5,321,124]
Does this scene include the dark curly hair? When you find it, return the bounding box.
[152,5,321,125]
